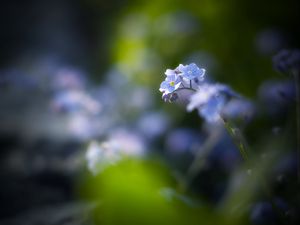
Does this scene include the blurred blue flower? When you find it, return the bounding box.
[86,141,121,175]
[159,74,181,94]
[200,95,226,123]
[86,129,146,175]
[52,67,86,91]
[137,111,170,140]
[51,90,101,115]
[221,99,256,122]
[273,49,300,73]
[165,128,202,154]
[107,128,146,156]
[258,79,295,116]
[177,63,205,80]
[187,84,237,123]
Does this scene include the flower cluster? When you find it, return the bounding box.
[159,63,248,123]
[159,63,254,123]
[159,63,205,102]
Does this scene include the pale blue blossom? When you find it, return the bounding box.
[200,95,227,123]
[159,63,206,101]
[177,63,205,80]
[159,74,182,94]
[187,84,237,123]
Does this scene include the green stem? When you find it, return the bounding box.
[221,118,249,161]
[221,117,286,223]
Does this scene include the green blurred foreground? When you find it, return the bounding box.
[80,159,211,225]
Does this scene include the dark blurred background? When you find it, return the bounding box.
[0,0,299,225]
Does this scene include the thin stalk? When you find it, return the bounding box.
[220,117,286,223]
[221,118,249,161]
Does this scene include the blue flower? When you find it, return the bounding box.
[177,63,205,80]
[187,84,237,123]
[159,63,207,103]
[222,99,255,122]
[159,74,182,94]
[258,79,295,116]
[200,95,226,123]
[165,128,202,153]
[273,49,300,73]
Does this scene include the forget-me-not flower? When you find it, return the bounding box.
[159,63,206,101]
[159,74,182,94]
[178,63,205,80]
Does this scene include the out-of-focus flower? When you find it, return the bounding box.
[165,128,202,154]
[272,49,300,73]
[67,114,100,140]
[198,95,226,123]
[86,141,121,175]
[107,128,146,156]
[221,99,256,122]
[137,111,170,140]
[258,79,295,116]
[52,68,86,90]
[127,87,153,110]
[187,84,237,123]
[51,90,101,115]
[85,129,146,175]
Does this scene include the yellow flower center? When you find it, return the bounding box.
[169,81,175,86]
